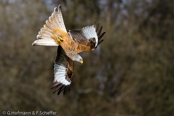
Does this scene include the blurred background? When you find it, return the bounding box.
[0,0,174,116]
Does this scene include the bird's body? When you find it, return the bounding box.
[51,28,76,52]
[32,5,105,95]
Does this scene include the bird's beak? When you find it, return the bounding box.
[80,61,83,64]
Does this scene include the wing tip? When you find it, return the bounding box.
[51,82,70,95]
[58,4,61,9]
[54,4,61,12]
[94,23,106,48]
[56,4,61,12]
[31,40,41,46]
[32,41,38,46]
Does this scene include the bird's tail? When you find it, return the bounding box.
[32,5,67,46]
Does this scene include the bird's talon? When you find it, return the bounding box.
[60,37,64,41]
[57,37,64,43]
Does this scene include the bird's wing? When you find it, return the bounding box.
[68,24,105,53]
[32,5,67,46]
[51,46,74,95]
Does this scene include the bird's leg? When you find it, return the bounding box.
[59,36,64,41]
[57,36,64,43]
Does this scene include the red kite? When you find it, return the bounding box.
[32,5,105,95]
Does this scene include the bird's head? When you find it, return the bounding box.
[73,54,83,64]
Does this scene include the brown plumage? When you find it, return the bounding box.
[32,5,105,95]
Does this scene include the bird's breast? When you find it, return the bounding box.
[61,35,75,53]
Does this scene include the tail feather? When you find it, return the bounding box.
[32,5,67,46]
[32,39,58,46]
[39,28,53,36]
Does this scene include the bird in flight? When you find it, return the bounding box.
[32,5,105,95]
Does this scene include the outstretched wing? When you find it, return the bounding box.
[32,5,67,46]
[68,24,106,53]
[51,46,74,95]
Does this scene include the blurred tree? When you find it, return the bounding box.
[0,0,174,116]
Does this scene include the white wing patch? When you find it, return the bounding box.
[69,25,98,47]
[81,25,98,46]
[54,64,70,86]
